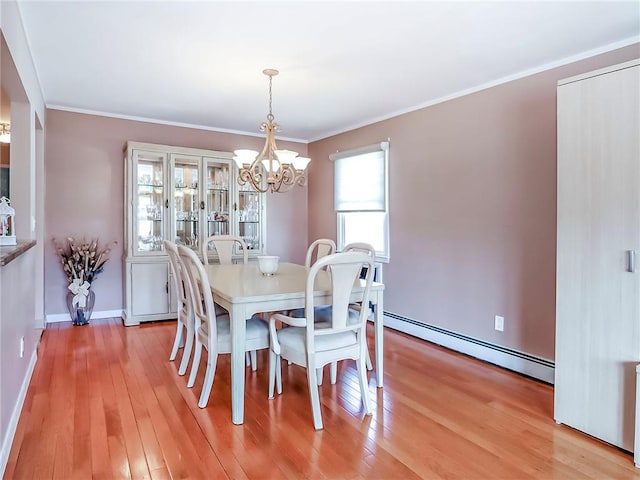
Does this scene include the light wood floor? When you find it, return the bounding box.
[4,318,638,479]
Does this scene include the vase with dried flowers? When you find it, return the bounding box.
[53,237,116,325]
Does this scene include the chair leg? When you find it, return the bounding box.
[169,322,183,361]
[245,351,251,367]
[198,352,218,408]
[269,351,283,399]
[178,325,194,376]
[316,367,323,386]
[307,365,323,430]
[268,350,276,399]
[356,354,372,416]
[330,361,338,384]
[250,350,257,371]
[365,347,373,371]
[276,356,282,394]
[187,339,203,388]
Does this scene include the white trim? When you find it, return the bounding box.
[558,58,640,86]
[46,309,124,324]
[383,313,555,384]
[329,141,389,162]
[309,37,640,142]
[45,38,639,145]
[335,141,390,260]
[0,348,37,477]
[46,105,309,144]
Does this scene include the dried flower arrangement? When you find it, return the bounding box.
[53,237,116,285]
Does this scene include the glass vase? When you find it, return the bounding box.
[66,289,95,326]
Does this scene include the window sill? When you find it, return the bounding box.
[0,239,36,267]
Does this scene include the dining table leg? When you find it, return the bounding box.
[230,305,247,424]
[374,292,384,387]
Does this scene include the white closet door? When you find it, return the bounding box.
[555,62,640,452]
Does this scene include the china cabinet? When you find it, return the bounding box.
[123,141,266,325]
[555,59,639,453]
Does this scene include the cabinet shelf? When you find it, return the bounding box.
[138,183,164,188]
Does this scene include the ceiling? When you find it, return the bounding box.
[17,1,640,142]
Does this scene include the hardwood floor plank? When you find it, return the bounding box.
[87,324,115,480]
[4,319,638,480]
[127,323,224,479]
[110,364,152,479]
[71,337,93,479]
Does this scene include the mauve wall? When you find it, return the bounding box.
[44,110,308,316]
[307,45,639,361]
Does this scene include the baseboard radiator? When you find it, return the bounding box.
[382,312,555,384]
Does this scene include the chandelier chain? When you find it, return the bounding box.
[268,74,273,121]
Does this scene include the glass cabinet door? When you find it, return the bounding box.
[133,150,166,254]
[204,157,230,239]
[237,184,262,251]
[171,154,200,249]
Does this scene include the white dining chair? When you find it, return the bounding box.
[288,239,336,316]
[297,240,374,384]
[200,234,258,369]
[288,238,337,377]
[343,242,376,372]
[164,240,194,376]
[201,235,249,265]
[268,251,375,430]
[305,238,336,268]
[178,245,270,408]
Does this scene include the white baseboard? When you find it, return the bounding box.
[46,309,124,324]
[383,312,555,384]
[0,348,38,477]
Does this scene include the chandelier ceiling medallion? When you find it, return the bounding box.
[233,69,311,193]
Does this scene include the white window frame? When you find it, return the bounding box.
[331,141,390,263]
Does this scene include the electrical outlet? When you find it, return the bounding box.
[494,315,504,332]
[19,336,25,358]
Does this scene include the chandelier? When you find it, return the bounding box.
[0,123,10,144]
[233,69,311,193]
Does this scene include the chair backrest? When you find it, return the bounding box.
[178,245,218,347]
[343,242,376,279]
[201,235,248,265]
[305,251,375,342]
[343,242,375,259]
[305,238,337,268]
[164,240,190,322]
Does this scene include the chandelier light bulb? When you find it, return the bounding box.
[292,156,311,171]
[233,149,258,168]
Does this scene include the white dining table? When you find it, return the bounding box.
[205,261,385,425]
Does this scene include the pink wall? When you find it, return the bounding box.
[307,45,640,361]
[44,110,308,315]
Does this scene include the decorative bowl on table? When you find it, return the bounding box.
[257,255,279,276]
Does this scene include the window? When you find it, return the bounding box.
[331,141,389,262]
